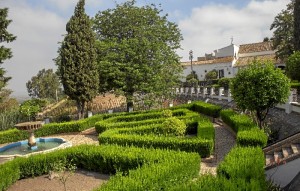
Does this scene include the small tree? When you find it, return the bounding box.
[186,71,199,87]
[57,0,99,119]
[231,60,290,128]
[205,70,218,80]
[286,51,300,81]
[19,99,46,121]
[26,69,63,101]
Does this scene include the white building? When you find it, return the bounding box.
[181,41,284,82]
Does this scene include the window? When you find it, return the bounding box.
[218,69,224,78]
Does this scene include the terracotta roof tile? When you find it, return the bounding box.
[239,41,273,54]
[235,54,283,67]
[181,56,233,66]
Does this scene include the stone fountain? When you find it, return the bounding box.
[0,121,72,163]
[14,121,44,150]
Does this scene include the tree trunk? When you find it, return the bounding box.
[76,101,85,119]
[127,101,133,112]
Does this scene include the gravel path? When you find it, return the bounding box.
[200,122,236,175]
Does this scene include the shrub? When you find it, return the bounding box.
[0,128,28,144]
[217,146,266,189]
[161,109,173,118]
[161,117,186,136]
[218,78,231,89]
[220,109,267,147]
[192,101,221,117]
[0,144,200,191]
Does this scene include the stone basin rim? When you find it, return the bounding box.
[0,137,72,159]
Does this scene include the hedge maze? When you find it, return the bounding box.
[0,101,268,190]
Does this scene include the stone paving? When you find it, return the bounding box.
[200,122,236,175]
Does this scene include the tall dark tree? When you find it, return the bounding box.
[0,8,16,91]
[26,69,62,101]
[294,0,300,50]
[57,0,99,119]
[270,0,294,60]
[93,1,182,111]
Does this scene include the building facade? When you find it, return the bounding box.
[181,41,284,81]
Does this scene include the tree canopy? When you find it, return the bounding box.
[56,0,99,118]
[286,51,300,81]
[230,60,290,128]
[270,0,295,60]
[26,69,62,101]
[93,0,183,111]
[0,8,16,91]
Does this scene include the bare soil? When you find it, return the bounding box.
[7,169,109,191]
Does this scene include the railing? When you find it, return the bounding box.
[175,86,300,114]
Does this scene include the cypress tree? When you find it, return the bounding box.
[0,8,16,91]
[295,0,300,50]
[57,0,98,119]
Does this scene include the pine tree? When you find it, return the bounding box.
[57,0,98,119]
[0,8,16,91]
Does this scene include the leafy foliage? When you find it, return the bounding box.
[26,69,63,101]
[286,51,300,81]
[19,99,46,121]
[230,60,290,128]
[56,0,99,118]
[205,69,218,80]
[161,117,186,136]
[0,8,16,91]
[186,71,199,87]
[93,1,183,110]
[270,0,295,60]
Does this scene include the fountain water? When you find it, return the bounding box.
[0,121,72,163]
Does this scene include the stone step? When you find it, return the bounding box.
[282,147,293,158]
[291,143,300,154]
[265,154,275,166]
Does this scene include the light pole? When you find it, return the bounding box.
[189,50,193,72]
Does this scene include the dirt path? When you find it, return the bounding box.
[7,169,109,191]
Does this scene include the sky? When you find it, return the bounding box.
[0,0,290,97]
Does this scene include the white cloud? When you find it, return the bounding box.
[1,0,66,96]
[177,0,290,61]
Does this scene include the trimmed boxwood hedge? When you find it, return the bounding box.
[95,109,200,134]
[220,109,267,147]
[170,147,266,191]
[0,144,200,191]
[192,101,222,118]
[97,108,214,157]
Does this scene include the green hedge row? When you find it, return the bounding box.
[99,127,213,157]
[220,109,267,147]
[0,129,28,144]
[192,101,222,118]
[0,144,200,191]
[0,114,104,144]
[96,108,214,157]
[170,147,266,190]
[95,109,200,134]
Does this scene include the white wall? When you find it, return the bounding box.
[183,62,234,81]
[214,44,239,58]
